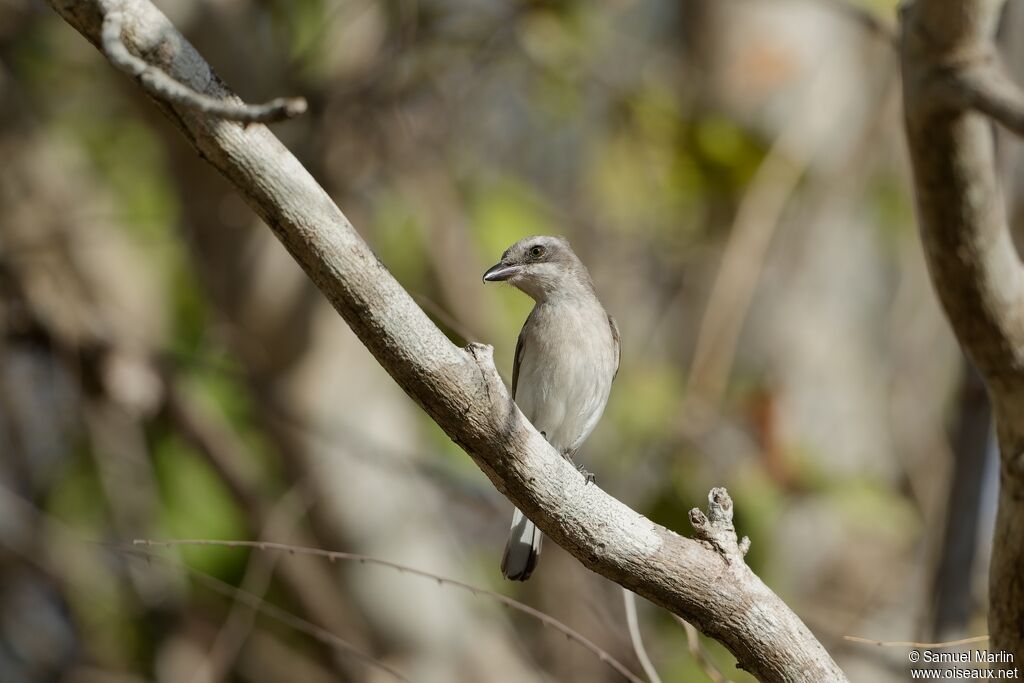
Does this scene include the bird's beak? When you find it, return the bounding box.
[483,262,518,282]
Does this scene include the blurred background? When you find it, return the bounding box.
[1,0,1018,680]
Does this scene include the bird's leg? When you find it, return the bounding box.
[561,448,595,485]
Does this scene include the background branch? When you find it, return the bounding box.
[901,0,1024,667]
[946,56,1024,137]
[623,590,662,683]
[675,616,732,683]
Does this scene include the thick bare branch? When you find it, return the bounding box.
[901,0,1024,667]
[46,1,846,679]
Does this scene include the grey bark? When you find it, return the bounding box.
[902,0,1024,666]
[46,1,847,680]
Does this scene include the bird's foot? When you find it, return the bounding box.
[560,449,595,484]
[576,463,596,485]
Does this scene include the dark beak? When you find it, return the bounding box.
[483,262,518,282]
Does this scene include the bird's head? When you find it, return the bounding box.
[483,235,592,301]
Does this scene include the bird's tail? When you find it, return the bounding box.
[501,507,543,581]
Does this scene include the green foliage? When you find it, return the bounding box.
[469,174,554,342]
[268,0,328,68]
[370,188,429,289]
[470,173,556,257]
[72,117,179,242]
[168,257,210,358]
[729,467,785,572]
[586,83,768,241]
[608,360,683,439]
[151,434,247,580]
[518,8,590,73]
[830,478,920,543]
[870,171,916,247]
[46,445,108,534]
[45,447,142,668]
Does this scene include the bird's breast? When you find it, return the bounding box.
[515,303,616,454]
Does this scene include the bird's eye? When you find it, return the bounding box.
[529,245,544,258]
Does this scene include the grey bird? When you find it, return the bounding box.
[483,235,620,581]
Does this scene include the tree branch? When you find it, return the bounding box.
[101,9,305,123]
[901,0,1024,667]
[46,1,846,679]
[945,55,1024,138]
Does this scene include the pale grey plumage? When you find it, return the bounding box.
[483,235,620,581]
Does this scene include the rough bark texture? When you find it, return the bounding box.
[46,1,847,680]
[902,0,1024,667]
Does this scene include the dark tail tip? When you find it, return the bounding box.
[501,547,539,582]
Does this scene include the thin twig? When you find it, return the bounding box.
[101,11,306,123]
[0,484,399,682]
[161,374,373,675]
[121,548,410,682]
[672,616,731,683]
[843,634,990,648]
[622,589,662,683]
[193,487,310,683]
[135,538,645,683]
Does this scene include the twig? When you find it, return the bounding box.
[673,616,732,683]
[101,11,306,124]
[162,374,371,672]
[622,589,662,683]
[193,487,310,683]
[843,634,989,648]
[0,483,398,682]
[688,488,751,562]
[122,548,410,683]
[135,538,645,683]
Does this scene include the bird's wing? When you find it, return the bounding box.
[609,314,621,380]
[511,309,535,399]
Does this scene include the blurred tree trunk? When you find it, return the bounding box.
[902,0,1024,666]
[929,360,993,640]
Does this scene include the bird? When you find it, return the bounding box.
[483,235,620,581]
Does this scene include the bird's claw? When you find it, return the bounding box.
[577,463,595,485]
